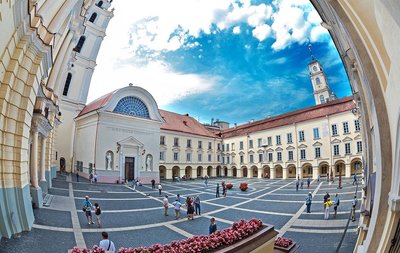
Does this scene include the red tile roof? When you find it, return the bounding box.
[160,110,218,138]
[221,96,355,138]
[77,91,115,117]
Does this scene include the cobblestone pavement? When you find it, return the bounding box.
[0,175,361,253]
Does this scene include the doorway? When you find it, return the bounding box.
[125,157,135,181]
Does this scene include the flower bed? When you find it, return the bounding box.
[274,237,295,251]
[226,183,233,189]
[239,182,248,191]
[70,219,263,253]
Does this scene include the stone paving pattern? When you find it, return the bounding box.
[0,175,361,253]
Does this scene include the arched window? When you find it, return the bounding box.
[316,77,321,84]
[73,36,85,53]
[63,73,72,96]
[113,96,150,118]
[89,13,97,23]
[320,95,325,104]
[97,1,103,7]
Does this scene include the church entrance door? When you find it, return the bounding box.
[125,157,135,181]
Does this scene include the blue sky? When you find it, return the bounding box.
[89,0,351,125]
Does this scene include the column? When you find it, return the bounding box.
[345,163,351,178]
[191,167,197,179]
[258,168,263,178]
[39,135,48,193]
[248,168,254,178]
[313,166,319,180]
[282,168,288,179]
[166,167,173,180]
[30,128,43,208]
[180,168,186,178]
[237,168,243,178]
[297,167,303,179]
[270,168,276,179]
[210,167,216,177]
[227,168,233,177]
[202,167,207,177]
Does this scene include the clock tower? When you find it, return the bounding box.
[308,45,337,105]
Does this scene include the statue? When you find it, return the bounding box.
[146,154,152,171]
[106,152,112,169]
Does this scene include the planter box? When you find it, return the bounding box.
[213,224,278,253]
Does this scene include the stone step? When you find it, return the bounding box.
[43,194,54,207]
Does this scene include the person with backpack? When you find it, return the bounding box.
[333,194,340,218]
[351,195,358,221]
[172,198,182,220]
[99,232,116,253]
[94,203,101,227]
[83,196,94,225]
[305,192,312,213]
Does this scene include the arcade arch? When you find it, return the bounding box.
[287,164,296,178]
[185,166,192,178]
[251,166,258,178]
[242,166,248,178]
[263,165,270,178]
[275,165,283,179]
[159,166,166,179]
[172,166,180,178]
[232,166,237,177]
[350,158,362,176]
[302,163,313,178]
[197,166,203,177]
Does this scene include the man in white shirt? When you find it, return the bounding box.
[99,232,116,252]
[163,195,169,216]
[158,184,162,196]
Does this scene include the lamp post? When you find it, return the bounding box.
[338,166,342,189]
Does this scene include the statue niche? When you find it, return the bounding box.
[145,154,153,171]
[106,151,114,170]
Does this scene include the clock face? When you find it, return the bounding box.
[313,66,318,72]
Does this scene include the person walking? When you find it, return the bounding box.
[158,184,162,196]
[194,195,201,215]
[94,203,101,227]
[317,175,320,182]
[99,232,116,253]
[76,171,79,182]
[307,178,311,188]
[163,195,169,216]
[177,193,181,203]
[300,180,304,189]
[209,217,217,234]
[222,182,227,197]
[216,183,220,198]
[89,172,94,184]
[333,194,340,218]
[204,176,208,188]
[172,198,182,220]
[83,196,94,225]
[94,173,98,183]
[324,198,332,220]
[151,179,156,189]
[305,192,312,213]
[353,174,357,185]
[296,180,299,191]
[186,197,195,220]
[351,195,358,221]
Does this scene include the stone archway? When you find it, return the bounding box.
[197,166,203,177]
[242,166,248,178]
[275,165,283,179]
[223,166,228,177]
[216,165,221,177]
[319,162,330,179]
[302,163,313,178]
[251,166,258,178]
[263,165,270,178]
[287,164,296,178]
[232,167,237,177]
[172,166,180,179]
[159,165,166,179]
[185,166,192,178]
[334,160,346,178]
[351,159,362,175]
[207,166,213,177]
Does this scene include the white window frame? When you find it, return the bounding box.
[313,128,320,139]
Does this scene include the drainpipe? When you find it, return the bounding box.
[93,111,100,174]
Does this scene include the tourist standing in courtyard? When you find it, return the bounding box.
[333,194,340,218]
[353,174,357,185]
[194,195,201,215]
[186,197,195,220]
[76,171,79,182]
[323,192,330,205]
[300,180,304,189]
[307,178,311,188]
[94,173,98,183]
[222,181,227,197]
[216,183,220,198]
[351,195,358,221]
[296,180,299,191]
[305,192,312,213]
[89,172,94,184]
[172,198,182,220]
[99,232,116,253]
[94,203,101,227]
[158,184,162,196]
[204,176,208,188]
[324,198,332,219]
[83,196,94,225]
[151,179,156,189]
[209,217,217,234]
[163,195,169,216]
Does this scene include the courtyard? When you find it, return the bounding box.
[0,175,360,253]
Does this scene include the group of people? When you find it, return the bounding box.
[296,177,312,191]
[163,194,201,220]
[304,192,342,219]
[82,195,102,227]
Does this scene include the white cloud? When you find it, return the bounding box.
[88,60,217,106]
[252,24,271,41]
[233,26,241,34]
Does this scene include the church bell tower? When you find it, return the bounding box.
[308,44,337,105]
